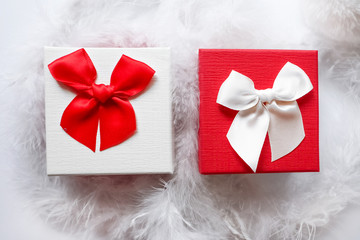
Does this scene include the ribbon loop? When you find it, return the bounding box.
[48,48,96,92]
[48,48,155,151]
[216,70,259,111]
[217,62,312,172]
[272,62,313,101]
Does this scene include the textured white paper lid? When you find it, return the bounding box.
[44,47,173,175]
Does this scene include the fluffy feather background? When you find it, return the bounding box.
[1,0,360,239]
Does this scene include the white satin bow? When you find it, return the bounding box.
[216,62,313,172]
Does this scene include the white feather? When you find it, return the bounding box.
[1,0,360,239]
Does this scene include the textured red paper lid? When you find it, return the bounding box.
[198,49,319,174]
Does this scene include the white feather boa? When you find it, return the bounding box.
[2,0,360,239]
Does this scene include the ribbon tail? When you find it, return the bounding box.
[60,95,99,152]
[227,103,270,172]
[267,100,305,161]
[99,98,136,151]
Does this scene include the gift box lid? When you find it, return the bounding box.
[44,47,173,175]
[198,49,319,174]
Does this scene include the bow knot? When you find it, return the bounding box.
[217,62,313,172]
[48,48,155,152]
[255,88,275,103]
[92,83,115,103]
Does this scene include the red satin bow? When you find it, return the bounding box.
[48,48,155,152]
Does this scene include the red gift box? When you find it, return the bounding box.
[198,49,319,174]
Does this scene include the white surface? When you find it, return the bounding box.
[45,47,173,175]
[0,175,74,240]
[0,2,74,240]
[1,0,360,239]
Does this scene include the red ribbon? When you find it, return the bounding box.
[48,48,155,152]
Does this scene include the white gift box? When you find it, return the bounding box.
[44,47,173,175]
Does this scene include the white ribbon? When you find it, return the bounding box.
[216,62,313,172]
